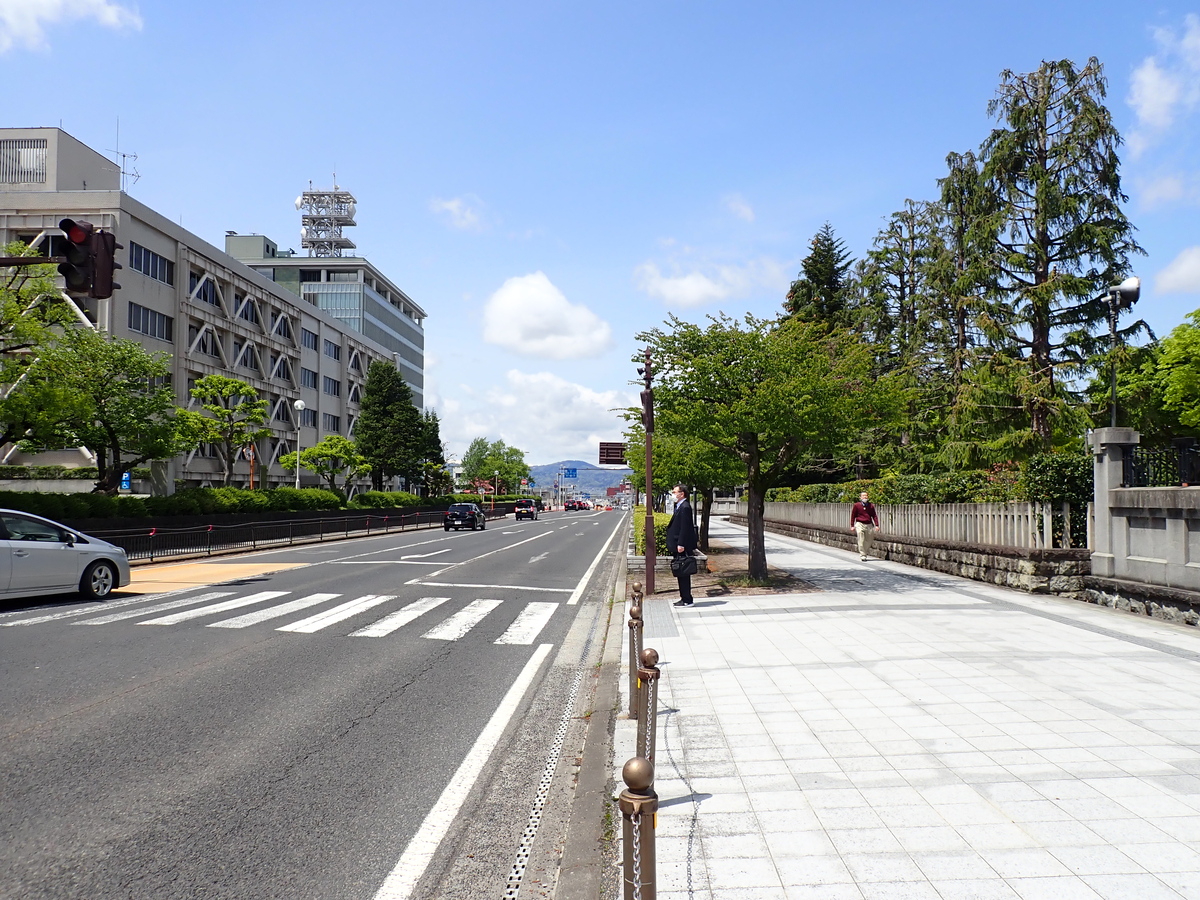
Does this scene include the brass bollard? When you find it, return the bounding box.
[628,584,644,719]
[620,757,658,900]
[635,648,660,765]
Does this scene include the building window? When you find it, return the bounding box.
[188,324,221,358]
[301,328,319,351]
[234,341,260,372]
[0,138,47,184]
[322,413,341,433]
[349,354,362,373]
[189,271,220,306]
[236,295,260,324]
[129,242,175,286]
[327,270,358,282]
[348,384,361,403]
[270,354,292,383]
[128,302,173,341]
[271,312,293,341]
[323,376,341,397]
[300,367,318,390]
[323,339,341,361]
[300,269,322,282]
[272,399,292,424]
[301,408,318,428]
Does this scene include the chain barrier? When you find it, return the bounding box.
[620,757,657,899]
[630,812,643,900]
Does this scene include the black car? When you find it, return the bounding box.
[515,499,538,521]
[444,502,486,531]
[564,500,578,511]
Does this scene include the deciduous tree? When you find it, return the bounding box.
[179,374,270,486]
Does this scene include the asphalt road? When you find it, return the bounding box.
[0,508,627,900]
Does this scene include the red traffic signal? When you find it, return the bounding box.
[58,218,94,294]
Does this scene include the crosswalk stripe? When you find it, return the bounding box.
[494,602,557,645]
[139,591,289,625]
[422,599,501,641]
[208,593,342,629]
[278,594,396,634]
[78,592,235,625]
[0,590,194,626]
[349,597,450,637]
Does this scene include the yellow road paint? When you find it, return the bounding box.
[126,562,310,594]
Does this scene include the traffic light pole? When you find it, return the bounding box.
[640,349,656,595]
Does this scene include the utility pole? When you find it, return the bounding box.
[639,349,656,594]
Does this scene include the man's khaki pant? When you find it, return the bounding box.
[854,521,875,558]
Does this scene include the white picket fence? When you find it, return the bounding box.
[738,501,1080,549]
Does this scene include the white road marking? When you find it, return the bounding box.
[208,593,342,629]
[372,643,553,900]
[333,560,451,565]
[277,594,396,633]
[139,591,289,625]
[528,553,548,564]
[349,596,450,637]
[494,602,557,645]
[501,530,524,534]
[0,588,204,626]
[421,599,501,641]
[410,530,555,583]
[411,581,571,593]
[566,514,625,605]
[77,592,235,625]
[401,549,452,559]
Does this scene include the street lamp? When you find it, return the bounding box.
[493,469,499,510]
[1101,276,1140,428]
[293,399,306,489]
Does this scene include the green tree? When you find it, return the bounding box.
[179,374,270,486]
[638,314,901,580]
[20,329,202,493]
[280,435,370,494]
[460,437,530,495]
[783,223,855,324]
[355,362,423,490]
[1157,314,1200,431]
[978,57,1144,448]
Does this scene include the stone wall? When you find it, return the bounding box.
[731,514,1091,594]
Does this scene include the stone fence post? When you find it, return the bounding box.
[1090,427,1140,578]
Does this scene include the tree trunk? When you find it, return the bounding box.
[698,487,714,552]
[745,477,768,581]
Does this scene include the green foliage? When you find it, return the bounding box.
[355,362,424,489]
[1158,313,1200,430]
[783,223,855,324]
[349,490,424,509]
[180,374,271,486]
[280,435,370,493]
[460,437,531,495]
[631,507,672,556]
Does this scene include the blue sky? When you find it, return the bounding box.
[3,1,1200,465]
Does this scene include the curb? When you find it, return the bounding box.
[553,531,627,899]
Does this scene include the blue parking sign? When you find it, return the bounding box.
[120,472,132,490]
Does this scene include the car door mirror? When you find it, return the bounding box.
[62,532,77,546]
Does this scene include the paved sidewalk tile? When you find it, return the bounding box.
[611,518,1199,899]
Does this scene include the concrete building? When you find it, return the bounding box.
[0,127,425,490]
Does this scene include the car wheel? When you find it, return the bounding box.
[80,560,118,601]
[480,518,486,530]
[444,525,451,531]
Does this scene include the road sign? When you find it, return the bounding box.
[120,472,131,490]
[598,442,625,465]
[563,468,577,478]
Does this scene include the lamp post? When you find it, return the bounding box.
[293,399,306,489]
[638,350,655,595]
[1102,276,1140,429]
[493,469,499,510]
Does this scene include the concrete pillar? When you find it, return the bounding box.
[1090,427,1139,577]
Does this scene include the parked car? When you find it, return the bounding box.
[444,503,487,531]
[514,499,538,521]
[0,509,131,601]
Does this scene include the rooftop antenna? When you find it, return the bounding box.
[107,117,140,191]
[295,179,357,257]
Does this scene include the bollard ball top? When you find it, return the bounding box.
[623,756,655,791]
[632,582,642,594]
[629,603,641,620]
[640,647,659,667]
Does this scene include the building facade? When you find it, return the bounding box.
[0,128,426,490]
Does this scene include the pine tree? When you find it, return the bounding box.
[354,361,423,490]
[783,223,855,324]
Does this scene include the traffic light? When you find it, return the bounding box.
[90,230,122,300]
[58,218,94,294]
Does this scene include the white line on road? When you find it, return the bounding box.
[401,549,452,559]
[333,560,451,565]
[139,591,289,625]
[77,592,235,625]
[0,588,205,626]
[408,530,555,583]
[411,581,572,593]
[528,552,548,564]
[208,593,341,629]
[349,596,450,637]
[421,599,501,641]
[566,514,625,605]
[372,643,553,900]
[494,602,557,645]
[277,594,396,633]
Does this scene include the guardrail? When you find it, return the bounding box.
[86,509,504,562]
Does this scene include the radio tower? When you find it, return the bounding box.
[295,180,357,257]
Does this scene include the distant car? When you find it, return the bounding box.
[564,500,578,511]
[515,499,538,521]
[0,509,131,601]
[444,503,486,531]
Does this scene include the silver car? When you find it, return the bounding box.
[0,509,131,601]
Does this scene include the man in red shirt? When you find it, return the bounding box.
[850,490,879,561]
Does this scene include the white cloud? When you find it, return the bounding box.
[1127,15,1200,156]
[0,0,141,53]
[1137,173,1187,208]
[482,271,613,359]
[634,257,790,309]
[723,193,755,223]
[1158,246,1200,294]
[429,194,487,231]
[435,369,637,465]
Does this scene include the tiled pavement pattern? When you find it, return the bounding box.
[615,518,1200,899]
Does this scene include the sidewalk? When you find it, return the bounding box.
[613,517,1200,899]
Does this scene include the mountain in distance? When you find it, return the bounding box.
[528,459,632,497]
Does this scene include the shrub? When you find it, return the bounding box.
[632,506,672,556]
[350,490,423,509]
[81,493,118,518]
[115,496,148,518]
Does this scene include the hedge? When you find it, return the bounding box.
[632,506,672,556]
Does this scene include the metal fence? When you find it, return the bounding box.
[1122,443,1200,487]
[86,509,483,562]
[743,500,1078,549]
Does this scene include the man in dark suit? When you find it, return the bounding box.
[666,484,698,607]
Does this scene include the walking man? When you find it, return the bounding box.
[850,490,879,561]
[667,485,698,607]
